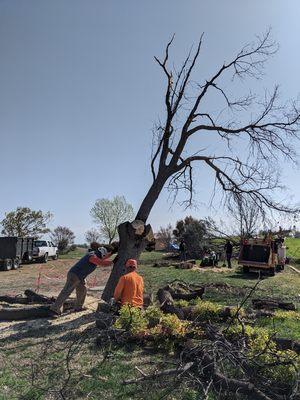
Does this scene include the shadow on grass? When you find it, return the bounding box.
[228,270,269,281]
[0,312,96,344]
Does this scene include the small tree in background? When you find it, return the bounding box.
[173,216,211,258]
[156,224,173,249]
[227,196,264,240]
[1,207,52,238]
[85,228,101,244]
[90,196,134,244]
[51,226,75,253]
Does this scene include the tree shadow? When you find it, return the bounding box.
[228,270,269,281]
[0,312,96,344]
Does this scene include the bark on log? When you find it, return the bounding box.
[0,290,55,305]
[274,338,300,354]
[164,284,205,301]
[102,221,153,302]
[0,296,29,304]
[199,352,273,400]
[24,290,55,304]
[175,262,195,269]
[0,305,52,321]
[252,298,296,311]
[157,289,185,319]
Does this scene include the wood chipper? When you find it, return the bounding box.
[238,236,286,275]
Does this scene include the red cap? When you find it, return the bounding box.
[125,259,137,269]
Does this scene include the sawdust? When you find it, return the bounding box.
[0,295,99,341]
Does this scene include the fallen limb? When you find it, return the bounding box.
[24,290,56,304]
[0,290,55,305]
[252,298,296,311]
[288,265,300,274]
[0,305,51,321]
[0,296,29,304]
[123,362,194,384]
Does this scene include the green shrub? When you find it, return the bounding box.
[114,305,147,334]
[175,299,190,308]
[274,310,300,321]
[144,305,163,327]
[160,314,188,337]
[192,300,222,321]
[225,323,299,390]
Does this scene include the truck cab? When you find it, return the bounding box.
[33,240,58,263]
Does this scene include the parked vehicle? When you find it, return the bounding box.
[32,240,58,262]
[0,237,34,271]
[238,236,286,275]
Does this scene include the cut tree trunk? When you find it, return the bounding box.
[101,172,170,301]
[101,221,154,302]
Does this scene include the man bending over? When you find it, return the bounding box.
[50,245,113,315]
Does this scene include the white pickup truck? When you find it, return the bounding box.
[33,240,58,263]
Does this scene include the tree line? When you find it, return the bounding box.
[0,196,134,253]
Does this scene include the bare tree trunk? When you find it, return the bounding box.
[135,173,168,222]
[102,176,167,302]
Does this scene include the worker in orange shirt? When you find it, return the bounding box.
[113,259,144,308]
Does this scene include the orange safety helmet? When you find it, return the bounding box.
[125,259,138,269]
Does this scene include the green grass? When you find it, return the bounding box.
[0,340,199,400]
[256,316,300,341]
[1,248,299,400]
[139,251,300,342]
[285,237,300,264]
[139,251,300,304]
[58,247,86,259]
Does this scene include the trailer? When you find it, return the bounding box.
[0,237,34,271]
[238,236,286,275]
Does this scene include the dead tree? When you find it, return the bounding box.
[227,195,264,240]
[102,30,300,301]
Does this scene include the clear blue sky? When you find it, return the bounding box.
[0,1,300,242]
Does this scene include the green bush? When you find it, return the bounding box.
[114,305,147,334]
[175,299,190,308]
[225,323,300,390]
[192,300,222,321]
[274,310,300,321]
[144,305,163,328]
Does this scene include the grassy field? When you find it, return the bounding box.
[0,241,299,400]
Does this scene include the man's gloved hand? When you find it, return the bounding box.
[109,298,116,307]
[109,241,119,254]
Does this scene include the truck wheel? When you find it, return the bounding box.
[12,259,20,270]
[3,259,12,271]
[42,253,48,263]
[243,266,249,273]
[52,253,58,260]
[269,267,275,276]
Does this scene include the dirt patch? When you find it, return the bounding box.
[0,258,112,342]
[0,258,112,298]
[0,295,99,342]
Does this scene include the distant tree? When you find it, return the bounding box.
[227,195,264,239]
[1,207,52,238]
[90,196,134,244]
[85,228,101,244]
[173,216,211,258]
[50,226,75,253]
[156,224,173,249]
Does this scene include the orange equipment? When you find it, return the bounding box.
[238,236,286,275]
